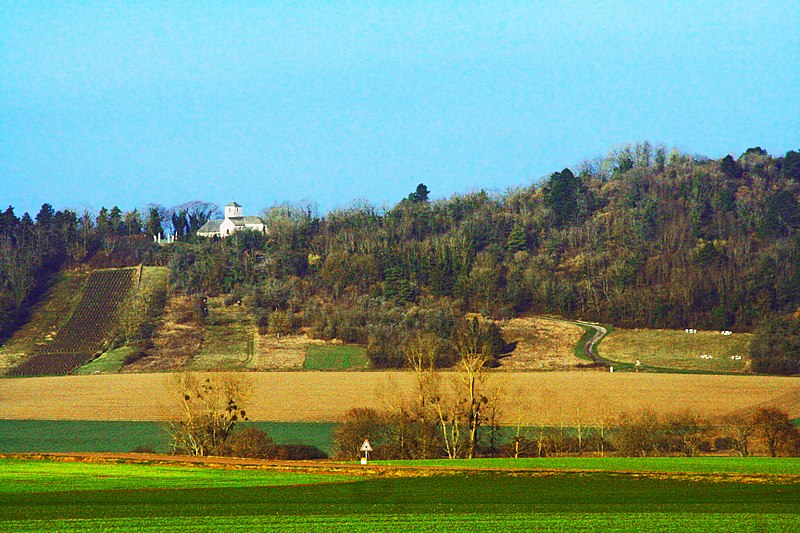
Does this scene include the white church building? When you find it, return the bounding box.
[197,202,267,238]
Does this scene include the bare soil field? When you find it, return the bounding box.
[499,316,586,369]
[1,371,797,424]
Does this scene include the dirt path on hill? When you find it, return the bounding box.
[575,320,609,363]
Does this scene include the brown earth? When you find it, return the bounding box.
[1,371,798,424]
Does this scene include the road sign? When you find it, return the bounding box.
[360,439,373,452]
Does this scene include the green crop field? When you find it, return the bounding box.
[304,345,369,370]
[0,456,798,532]
[377,456,800,475]
[0,420,337,455]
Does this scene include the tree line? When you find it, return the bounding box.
[331,404,800,460]
[161,368,800,461]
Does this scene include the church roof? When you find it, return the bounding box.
[227,216,264,227]
[226,201,242,207]
[197,220,222,234]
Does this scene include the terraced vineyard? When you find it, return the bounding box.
[8,267,138,376]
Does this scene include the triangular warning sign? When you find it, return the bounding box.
[360,439,373,452]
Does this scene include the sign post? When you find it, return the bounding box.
[360,439,373,465]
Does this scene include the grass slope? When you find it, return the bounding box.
[0,457,798,532]
[601,327,752,373]
[187,297,255,371]
[304,345,369,370]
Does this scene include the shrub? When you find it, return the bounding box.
[122,351,145,366]
[752,407,800,457]
[267,310,293,337]
[714,436,735,451]
[228,428,278,459]
[332,408,389,460]
[130,445,157,454]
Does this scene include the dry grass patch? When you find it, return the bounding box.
[500,316,586,369]
[601,328,752,372]
[126,295,202,372]
[254,333,320,370]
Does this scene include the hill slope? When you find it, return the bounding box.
[7,267,138,376]
[0,269,89,374]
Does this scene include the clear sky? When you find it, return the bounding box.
[1,1,799,217]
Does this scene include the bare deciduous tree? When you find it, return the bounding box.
[752,407,799,457]
[431,317,495,459]
[165,373,251,456]
[665,411,707,457]
[402,332,439,408]
[720,413,755,457]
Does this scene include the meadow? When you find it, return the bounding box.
[0,456,798,532]
[601,327,752,373]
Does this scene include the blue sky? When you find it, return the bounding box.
[1,1,799,217]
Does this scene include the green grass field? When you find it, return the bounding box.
[73,345,137,375]
[304,344,369,370]
[0,420,336,455]
[601,327,752,372]
[0,456,798,532]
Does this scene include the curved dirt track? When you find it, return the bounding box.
[579,322,608,363]
[1,371,799,424]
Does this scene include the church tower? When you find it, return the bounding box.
[224,201,242,219]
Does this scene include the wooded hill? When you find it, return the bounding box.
[2,143,799,371]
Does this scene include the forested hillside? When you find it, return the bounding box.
[3,144,799,369]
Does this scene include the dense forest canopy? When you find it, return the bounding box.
[2,143,800,367]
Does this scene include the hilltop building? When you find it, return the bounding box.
[197,202,266,238]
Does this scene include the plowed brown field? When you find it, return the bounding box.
[1,371,799,424]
